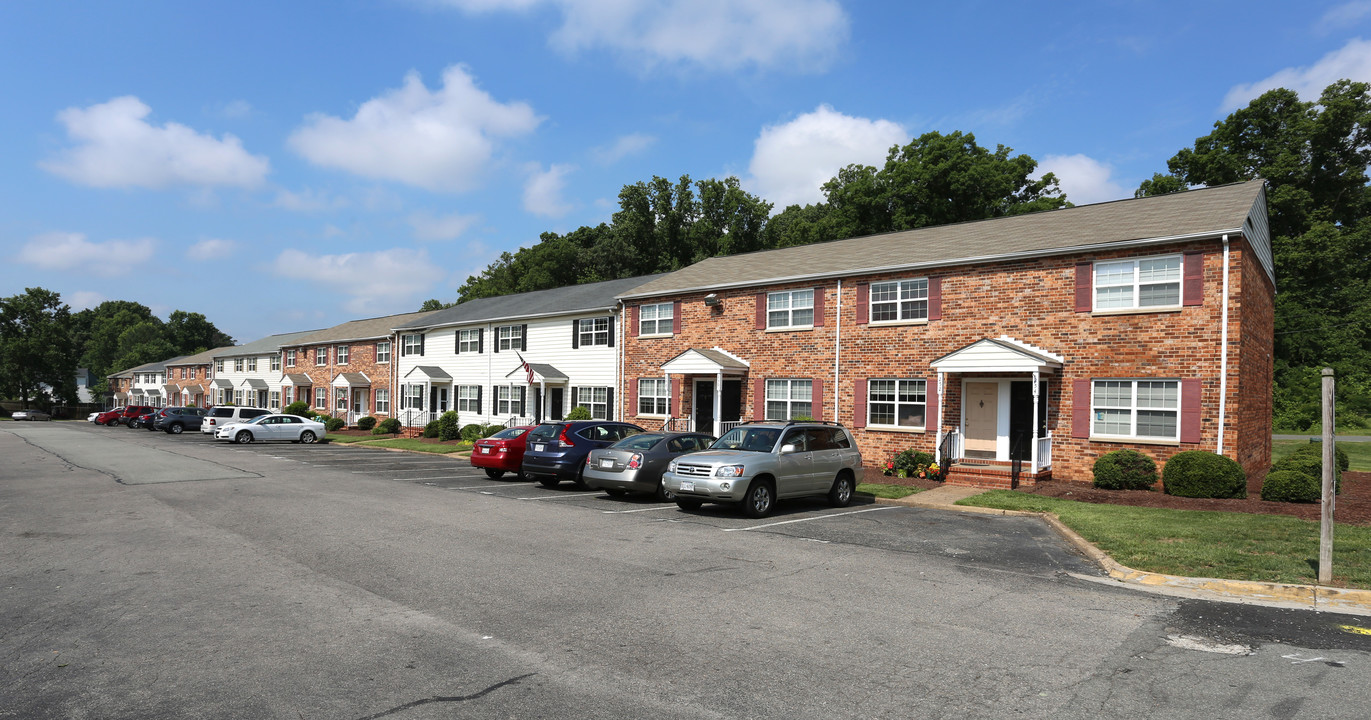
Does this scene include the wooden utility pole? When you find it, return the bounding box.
[1319,368,1335,585]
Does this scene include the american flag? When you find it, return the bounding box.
[516,351,534,384]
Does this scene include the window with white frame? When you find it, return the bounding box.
[867,379,926,428]
[246,358,257,372]
[638,379,668,415]
[458,329,480,353]
[767,290,814,329]
[314,387,327,409]
[765,379,812,420]
[496,386,521,415]
[336,345,349,364]
[233,389,243,405]
[1092,379,1179,440]
[576,387,609,420]
[270,355,280,372]
[374,389,390,414]
[402,334,422,356]
[283,387,293,405]
[216,360,224,373]
[315,347,328,365]
[335,388,347,411]
[234,358,243,372]
[497,325,522,351]
[578,317,610,346]
[190,367,197,379]
[406,384,424,410]
[269,391,280,408]
[639,303,673,335]
[286,350,296,367]
[376,341,391,363]
[870,279,928,322]
[457,385,480,412]
[1094,255,1182,310]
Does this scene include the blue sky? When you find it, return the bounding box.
[3,1,1368,345]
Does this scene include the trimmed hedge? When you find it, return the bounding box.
[437,411,461,441]
[482,424,506,437]
[1260,469,1321,503]
[373,417,401,435]
[460,423,484,442]
[1289,443,1350,473]
[422,420,440,438]
[1092,449,1157,490]
[1162,450,1247,498]
[565,406,592,421]
[284,400,311,417]
[1270,447,1341,495]
[356,416,377,431]
[324,417,345,432]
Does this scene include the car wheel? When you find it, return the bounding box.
[742,480,774,519]
[828,473,854,508]
[575,466,590,488]
[655,479,676,502]
[675,498,703,511]
[235,430,252,444]
[538,476,560,488]
[300,431,317,444]
[485,468,504,480]
[170,423,183,435]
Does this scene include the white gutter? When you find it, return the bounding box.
[617,300,625,422]
[834,279,841,423]
[1217,234,1230,456]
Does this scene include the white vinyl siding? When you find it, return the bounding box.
[1094,255,1182,310]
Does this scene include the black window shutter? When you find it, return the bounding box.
[570,386,578,413]
[607,316,615,347]
[400,337,407,357]
[606,387,614,420]
[518,386,526,414]
[493,327,500,353]
[571,319,579,349]
[478,328,484,354]
[454,330,461,354]
[419,334,425,357]
[521,324,528,351]
[476,386,482,415]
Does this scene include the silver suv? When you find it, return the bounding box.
[662,421,863,518]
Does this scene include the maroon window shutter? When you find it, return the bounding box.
[856,283,869,325]
[1074,262,1093,312]
[753,377,766,420]
[1183,252,1204,306]
[625,379,636,417]
[670,377,681,416]
[852,378,867,428]
[928,277,942,321]
[926,376,939,431]
[628,306,639,337]
[811,378,824,420]
[1180,379,1202,443]
[1072,379,1092,438]
[754,293,767,330]
[672,300,682,334]
[812,288,825,327]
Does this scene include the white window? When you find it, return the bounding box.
[190,368,197,379]
[870,279,928,322]
[767,290,814,329]
[283,387,293,405]
[867,379,926,428]
[402,335,422,356]
[639,303,673,335]
[270,355,280,372]
[336,345,349,364]
[576,387,609,420]
[457,385,480,412]
[286,350,296,368]
[406,385,424,410]
[638,379,668,415]
[496,386,522,415]
[1092,380,1179,440]
[335,388,347,411]
[315,347,328,365]
[458,329,480,353]
[765,379,813,421]
[246,358,257,372]
[216,360,224,373]
[376,341,391,363]
[234,358,243,372]
[314,387,327,409]
[269,391,280,409]
[233,390,243,405]
[578,317,609,346]
[497,325,522,351]
[374,389,390,414]
[1094,255,1182,310]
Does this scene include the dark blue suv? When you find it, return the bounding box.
[521,421,644,488]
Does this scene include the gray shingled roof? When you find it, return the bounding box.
[394,274,668,330]
[293,310,438,345]
[167,344,236,367]
[213,330,321,359]
[618,181,1268,300]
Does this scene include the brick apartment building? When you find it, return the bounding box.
[163,345,235,407]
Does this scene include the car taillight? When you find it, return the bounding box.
[208,419,216,426]
[627,453,642,470]
[558,428,574,448]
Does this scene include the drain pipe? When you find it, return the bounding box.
[834,279,842,423]
[1217,234,1230,457]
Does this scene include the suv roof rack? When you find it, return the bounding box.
[734,419,846,428]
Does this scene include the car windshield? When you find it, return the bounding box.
[245,415,271,425]
[527,424,561,442]
[611,434,663,451]
[488,427,527,440]
[710,427,781,452]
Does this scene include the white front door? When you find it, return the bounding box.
[964,382,998,460]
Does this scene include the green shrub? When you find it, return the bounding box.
[373,417,401,435]
[324,417,345,432]
[284,400,311,417]
[1162,450,1247,498]
[1272,450,1342,494]
[435,411,460,441]
[482,424,506,437]
[1092,449,1158,491]
[422,420,440,438]
[892,449,935,476]
[1260,469,1322,503]
[790,415,815,422]
[356,416,377,431]
[565,406,592,421]
[1291,442,1350,473]
[460,423,484,442]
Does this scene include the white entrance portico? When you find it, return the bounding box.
[659,347,749,437]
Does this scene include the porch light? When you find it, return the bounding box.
[703,293,720,307]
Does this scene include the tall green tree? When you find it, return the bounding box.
[165,310,233,355]
[78,300,158,379]
[0,288,78,408]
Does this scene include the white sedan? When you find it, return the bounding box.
[214,413,326,444]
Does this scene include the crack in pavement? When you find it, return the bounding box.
[352,673,535,719]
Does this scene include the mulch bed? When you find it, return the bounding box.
[331,429,463,447]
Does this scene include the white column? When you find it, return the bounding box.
[1030,371,1040,474]
[714,370,724,438]
[935,371,946,465]
[539,379,547,422]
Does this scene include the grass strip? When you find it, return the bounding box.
[856,483,923,499]
[1272,438,1371,472]
[331,437,472,454]
[957,490,1371,589]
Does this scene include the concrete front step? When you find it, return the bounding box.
[943,462,1052,490]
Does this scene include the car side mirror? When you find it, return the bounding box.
[780,443,799,454]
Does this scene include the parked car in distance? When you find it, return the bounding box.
[201,406,271,434]
[583,432,715,501]
[119,405,155,428]
[214,413,326,444]
[134,409,161,430]
[94,407,125,426]
[154,407,207,434]
[521,421,644,488]
[12,409,52,421]
[470,425,535,479]
[87,411,101,423]
[662,421,863,518]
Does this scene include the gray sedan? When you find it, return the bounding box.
[583,432,714,501]
[12,409,51,421]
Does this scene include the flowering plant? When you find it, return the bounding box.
[883,461,895,476]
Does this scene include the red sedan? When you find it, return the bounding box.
[95,407,126,426]
[470,426,535,479]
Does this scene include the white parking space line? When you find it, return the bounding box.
[516,492,602,500]
[602,505,679,514]
[722,506,897,532]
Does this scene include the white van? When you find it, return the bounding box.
[201,406,271,434]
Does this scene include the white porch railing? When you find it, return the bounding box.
[1036,434,1053,470]
[718,420,742,436]
[505,416,534,427]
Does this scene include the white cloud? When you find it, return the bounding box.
[434,0,848,72]
[288,65,541,193]
[591,132,656,164]
[1221,37,1371,112]
[15,232,156,277]
[270,248,446,315]
[745,105,907,209]
[66,291,107,311]
[409,211,479,241]
[1037,154,1129,206]
[186,238,235,261]
[273,187,348,212]
[523,163,575,217]
[41,96,270,189]
[1318,3,1371,33]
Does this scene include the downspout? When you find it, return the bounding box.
[1217,234,1230,457]
[617,300,625,422]
[834,279,841,423]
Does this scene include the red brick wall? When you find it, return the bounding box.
[1233,239,1274,477]
[288,339,396,419]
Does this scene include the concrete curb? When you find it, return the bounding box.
[874,493,1371,616]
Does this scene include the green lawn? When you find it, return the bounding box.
[331,437,472,454]
[857,483,923,499]
[1272,438,1371,471]
[957,491,1371,589]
